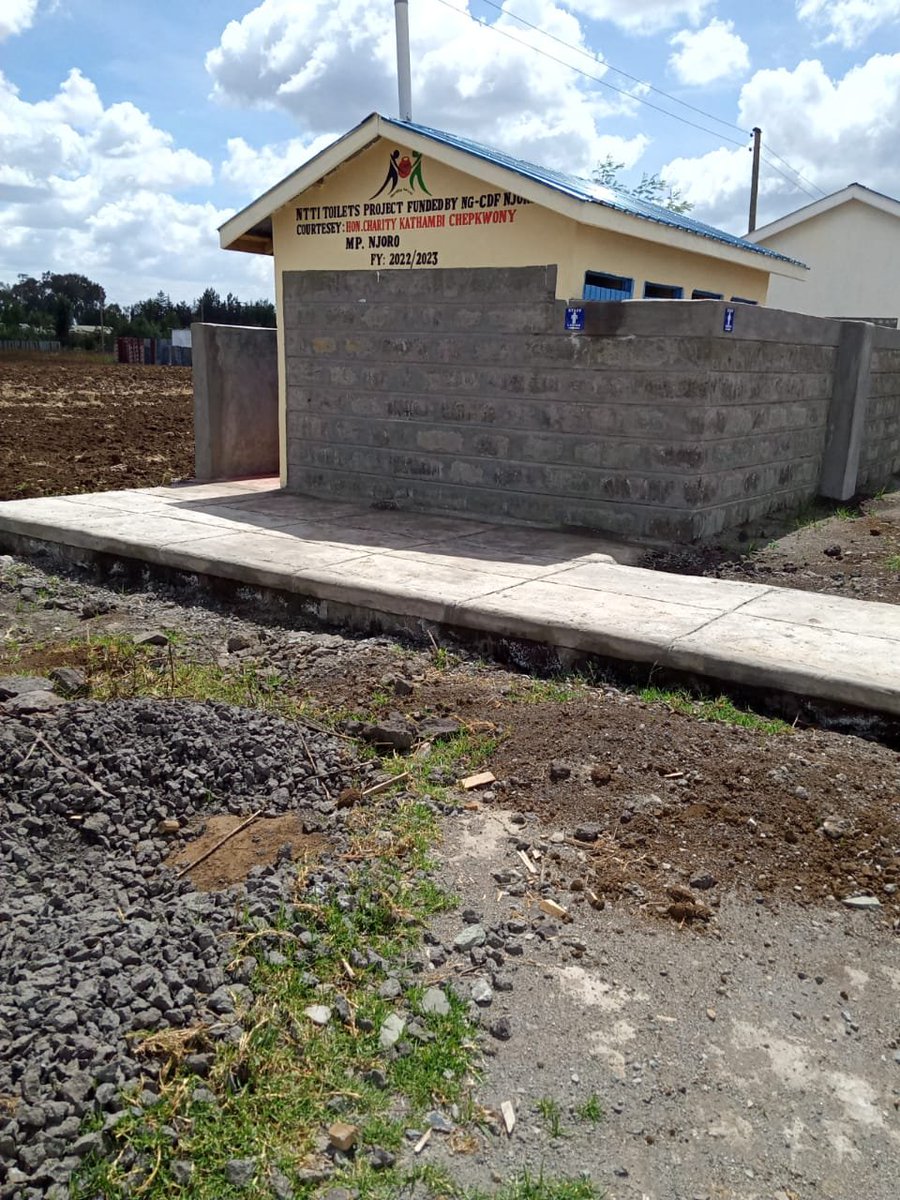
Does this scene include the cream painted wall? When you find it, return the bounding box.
[758,200,900,320]
[271,140,770,304]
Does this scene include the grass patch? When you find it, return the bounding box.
[0,632,348,729]
[380,727,502,809]
[432,645,454,671]
[575,1094,604,1124]
[536,1096,566,1139]
[791,499,861,530]
[886,555,900,571]
[469,1173,601,1200]
[507,677,579,704]
[71,793,468,1200]
[638,686,790,735]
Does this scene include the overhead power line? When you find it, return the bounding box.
[760,146,827,198]
[431,0,750,148]
[475,0,749,138]
[759,153,823,201]
[434,0,826,200]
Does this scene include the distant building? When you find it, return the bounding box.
[747,184,900,327]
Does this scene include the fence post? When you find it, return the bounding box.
[820,321,874,501]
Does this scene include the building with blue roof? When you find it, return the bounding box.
[220,111,805,308]
[217,113,816,520]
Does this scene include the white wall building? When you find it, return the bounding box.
[747,184,900,326]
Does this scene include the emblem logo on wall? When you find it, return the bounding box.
[371,149,431,198]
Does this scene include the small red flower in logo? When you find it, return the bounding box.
[397,155,412,178]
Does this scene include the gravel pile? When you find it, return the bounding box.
[0,699,359,1200]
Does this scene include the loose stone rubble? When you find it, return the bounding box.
[0,699,359,1199]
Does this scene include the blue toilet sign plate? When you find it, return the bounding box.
[723,306,735,332]
[565,306,585,332]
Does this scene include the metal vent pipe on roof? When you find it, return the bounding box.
[395,0,412,122]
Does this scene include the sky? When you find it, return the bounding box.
[2,0,900,305]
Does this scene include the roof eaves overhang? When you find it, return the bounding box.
[386,126,807,281]
[220,113,807,280]
[749,184,900,245]
[218,113,384,253]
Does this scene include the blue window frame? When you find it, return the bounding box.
[643,281,683,299]
[583,270,634,301]
[730,296,758,305]
[692,288,724,300]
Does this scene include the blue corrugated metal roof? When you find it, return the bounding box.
[382,115,802,267]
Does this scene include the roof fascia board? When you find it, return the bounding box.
[222,114,803,278]
[218,115,382,250]
[749,184,900,243]
[384,129,803,278]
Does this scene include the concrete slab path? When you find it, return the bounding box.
[1,479,898,715]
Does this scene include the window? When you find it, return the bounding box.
[730,296,758,305]
[691,288,724,300]
[583,271,633,301]
[643,281,683,299]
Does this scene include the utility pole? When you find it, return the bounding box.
[748,126,761,233]
[394,0,412,122]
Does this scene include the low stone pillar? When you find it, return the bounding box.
[192,323,278,480]
[820,321,874,501]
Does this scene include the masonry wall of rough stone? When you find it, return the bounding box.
[282,267,900,542]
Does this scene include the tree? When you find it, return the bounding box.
[53,296,72,343]
[3,271,276,339]
[593,155,693,215]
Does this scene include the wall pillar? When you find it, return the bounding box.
[192,323,279,481]
[820,320,874,501]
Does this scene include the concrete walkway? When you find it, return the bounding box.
[1,478,898,715]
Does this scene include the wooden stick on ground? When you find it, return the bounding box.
[175,809,263,878]
[362,772,410,797]
[299,732,332,801]
[33,732,115,800]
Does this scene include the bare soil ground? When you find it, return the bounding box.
[642,492,900,604]
[165,814,327,892]
[2,556,897,922]
[0,354,193,501]
[1,554,898,1199]
[711,493,900,603]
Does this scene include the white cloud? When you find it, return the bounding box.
[668,19,750,85]
[0,68,270,304]
[560,0,714,34]
[797,0,900,48]
[221,133,341,195]
[661,53,900,232]
[205,0,647,178]
[0,0,38,42]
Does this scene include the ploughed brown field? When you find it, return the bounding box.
[0,354,194,501]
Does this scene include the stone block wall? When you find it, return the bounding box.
[282,267,900,542]
[193,323,279,481]
[859,328,900,492]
